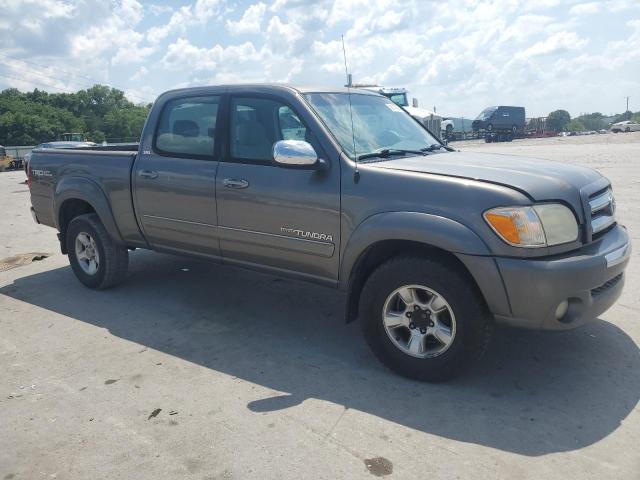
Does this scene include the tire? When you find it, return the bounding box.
[359,256,492,382]
[625,127,630,133]
[66,213,129,289]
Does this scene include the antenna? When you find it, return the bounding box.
[341,35,359,182]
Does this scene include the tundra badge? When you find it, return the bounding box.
[281,227,333,242]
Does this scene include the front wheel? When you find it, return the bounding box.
[66,213,129,289]
[359,256,492,382]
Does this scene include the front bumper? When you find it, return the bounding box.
[494,225,631,330]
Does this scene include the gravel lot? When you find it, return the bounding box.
[1,133,638,479]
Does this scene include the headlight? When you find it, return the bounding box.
[484,204,578,247]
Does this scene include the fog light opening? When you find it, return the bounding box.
[555,300,569,321]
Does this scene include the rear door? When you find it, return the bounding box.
[215,93,341,284]
[133,94,222,257]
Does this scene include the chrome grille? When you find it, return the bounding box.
[422,115,442,140]
[589,188,616,238]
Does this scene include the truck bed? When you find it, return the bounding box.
[29,148,146,247]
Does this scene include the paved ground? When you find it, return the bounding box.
[1,133,638,479]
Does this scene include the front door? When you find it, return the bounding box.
[133,94,222,257]
[215,95,341,284]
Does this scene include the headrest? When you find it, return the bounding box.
[173,120,199,138]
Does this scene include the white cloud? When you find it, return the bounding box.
[265,15,304,53]
[147,0,223,44]
[71,0,153,66]
[570,2,600,16]
[161,38,262,72]
[148,4,173,16]
[226,2,267,35]
[130,66,149,82]
[1,0,639,116]
[517,31,588,59]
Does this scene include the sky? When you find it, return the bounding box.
[0,0,639,118]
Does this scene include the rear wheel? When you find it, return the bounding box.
[66,213,128,289]
[359,256,492,382]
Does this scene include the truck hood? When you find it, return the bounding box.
[368,150,604,215]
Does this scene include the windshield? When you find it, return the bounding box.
[384,93,409,107]
[305,93,440,159]
[476,107,496,120]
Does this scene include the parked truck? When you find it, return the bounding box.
[356,86,452,139]
[28,85,631,381]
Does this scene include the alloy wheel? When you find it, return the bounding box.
[382,284,457,358]
[75,232,100,275]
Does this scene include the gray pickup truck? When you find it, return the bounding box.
[28,85,631,381]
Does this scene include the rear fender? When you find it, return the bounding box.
[54,176,123,244]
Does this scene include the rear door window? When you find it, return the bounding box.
[155,96,220,158]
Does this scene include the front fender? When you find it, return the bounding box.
[339,211,513,322]
[54,176,123,243]
[340,211,491,285]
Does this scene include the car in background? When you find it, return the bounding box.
[472,106,526,135]
[441,118,454,138]
[611,120,640,133]
[24,141,96,175]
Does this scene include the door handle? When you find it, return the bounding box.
[139,170,159,179]
[223,178,249,189]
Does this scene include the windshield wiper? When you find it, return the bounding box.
[357,149,427,161]
[421,143,455,152]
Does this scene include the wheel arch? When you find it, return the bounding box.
[55,177,123,253]
[340,212,505,322]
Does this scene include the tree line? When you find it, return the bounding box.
[0,85,150,146]
[1,84,638,145]
[546,109,640,133]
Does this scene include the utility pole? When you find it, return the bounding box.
[625,96,630,112]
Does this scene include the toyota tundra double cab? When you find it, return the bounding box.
[28,84,631,381]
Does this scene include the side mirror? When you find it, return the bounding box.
[272,140,321,169]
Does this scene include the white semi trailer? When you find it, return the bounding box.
[356,86,453,139]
